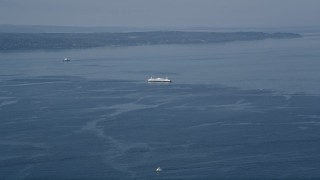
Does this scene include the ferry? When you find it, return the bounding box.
[148,77,171,83]
[63,58,70,61]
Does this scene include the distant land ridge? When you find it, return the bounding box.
[0,31,302,50]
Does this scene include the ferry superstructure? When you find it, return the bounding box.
[147,77,171,83]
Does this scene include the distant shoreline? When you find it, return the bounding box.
[0,31,302,51]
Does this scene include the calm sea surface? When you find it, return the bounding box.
[1,32,320,179]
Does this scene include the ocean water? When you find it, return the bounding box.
[1,32,320,179]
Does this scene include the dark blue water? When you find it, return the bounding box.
[1,33,320,179]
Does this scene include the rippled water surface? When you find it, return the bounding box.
[1,33,320,179]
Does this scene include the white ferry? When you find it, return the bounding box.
[63,58,70,61]
[148,77,171,83]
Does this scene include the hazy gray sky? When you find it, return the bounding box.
[0,0,320,27]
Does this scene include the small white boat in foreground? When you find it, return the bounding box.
[156,167,162,172]
[63,58,70,62]
[148,77,171,83]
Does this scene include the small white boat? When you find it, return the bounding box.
[63,58,70,61]
[156,167,162,172]
[148,77,171,83]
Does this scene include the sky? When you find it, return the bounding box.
[0,0,320,28]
